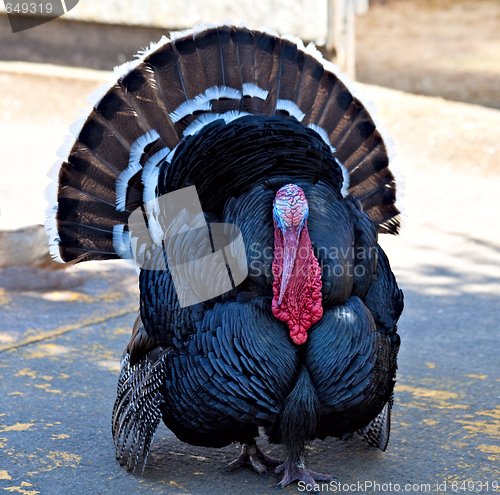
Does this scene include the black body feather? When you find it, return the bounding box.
[46,25,404,481]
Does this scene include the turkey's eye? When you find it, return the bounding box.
[273,205,289,231]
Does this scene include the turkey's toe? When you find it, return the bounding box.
[275,462,338,492]
[223,443,281,478]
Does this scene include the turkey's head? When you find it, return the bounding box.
[271,184,323,345]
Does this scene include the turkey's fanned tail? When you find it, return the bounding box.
[46,24,402,264]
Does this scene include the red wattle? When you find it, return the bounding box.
[271,222,323,345]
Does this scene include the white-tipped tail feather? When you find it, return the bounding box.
[129,130,161,167]
[183,111,250,137]
[307,123,336,152]
[170,86,243,123]
[242,83,269,100]
[112,224,133,260]
[334,158,351,198]
[275,100,306,122]
[141,147,171,204]
[116,131,161,212]
[169,99,212,124]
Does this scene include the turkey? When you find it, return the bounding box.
[45,24,404,490]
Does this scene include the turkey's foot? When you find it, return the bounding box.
[275,460,338,492]
[223,442,281,478]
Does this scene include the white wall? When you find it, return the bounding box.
[0,0,329,43]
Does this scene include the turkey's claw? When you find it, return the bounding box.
[275,461,338,492]
[223,442,281,478]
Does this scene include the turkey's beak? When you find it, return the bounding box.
[278,226,302,306]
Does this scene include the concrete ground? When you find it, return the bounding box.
[1,61,500,494]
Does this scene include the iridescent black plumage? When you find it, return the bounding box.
[46,24,404,487]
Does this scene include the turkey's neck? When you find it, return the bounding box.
[271,222,323,345]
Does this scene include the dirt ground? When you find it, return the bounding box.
[356,0,500,110]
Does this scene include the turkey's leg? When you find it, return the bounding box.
[223,442,281,478]
[275,456,338,491]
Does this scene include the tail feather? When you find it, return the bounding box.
[353,169,396,202]
[115,129,161,212]
[96,87,150,146]
[176,34,215,98]
[46,23,403,264]
[119,65,176,144]
[147,43,191,118]
[57,222,115,261]
[302,63,336,126]
[234,27,257,86]
[59,161,117,207]
[240,90,268,114]
[194,28,227,88]
[65,140,121,177]
[357,400,392,452]
[112,345,170,473]
[218,26,244,90]
[315,75,352,127]
[333,110,376,162]
[295,49,325,117]
[253,30,280,115]
[275,38,303,103]
[346,144,390,185]
[117,169,143,214]
[81,113,130,163]
[366,205,401,235]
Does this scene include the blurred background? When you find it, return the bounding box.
[1,0,499,235]
[1,1,500,493]
[2,0,500,106]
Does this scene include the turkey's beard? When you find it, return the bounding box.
[271,222,323,345]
